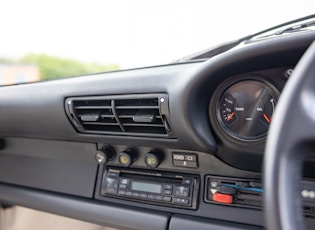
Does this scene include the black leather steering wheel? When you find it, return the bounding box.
[264,41,315,230]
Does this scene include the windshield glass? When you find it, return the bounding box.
[0,0,314,85]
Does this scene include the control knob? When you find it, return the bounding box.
[145,152,160,168]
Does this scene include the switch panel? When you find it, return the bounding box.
[172,152,198,168]
[205,175,315,217]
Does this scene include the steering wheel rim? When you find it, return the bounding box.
[264,41,315,230]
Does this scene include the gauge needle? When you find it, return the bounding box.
[263,113,271,123]
[227,112,235,121]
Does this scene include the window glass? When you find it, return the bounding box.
[0,0,314,85]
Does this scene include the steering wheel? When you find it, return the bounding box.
[264,41,315,230]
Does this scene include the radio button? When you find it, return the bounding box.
[174,186,190,197]
[118,190,126,196]
[163,196,172,202]
[119,184,127,189]
[181,199,190,205]
[154,195,163,201]
[163,190,172,195]
[173,198,189,205]
[132,192,140,197]
[126,191,133,196]
[183,178,192,185]
[148,194,155,200]
[140,193,148,199]
[164,184,173,190]
[120,179,129,185]
[105,178,119,194]
[108,172,119,177]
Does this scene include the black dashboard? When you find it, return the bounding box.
[0,30,315,230]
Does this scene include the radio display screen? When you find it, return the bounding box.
[131,181,162,193]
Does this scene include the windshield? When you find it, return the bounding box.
[0,0,314,85]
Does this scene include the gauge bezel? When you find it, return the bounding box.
[210,74,280,143]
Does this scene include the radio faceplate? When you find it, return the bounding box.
[101,167,199,210]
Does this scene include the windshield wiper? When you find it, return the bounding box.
[274,20,315,35]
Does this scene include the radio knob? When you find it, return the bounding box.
[145,152,160,168]
[118,151,133,167]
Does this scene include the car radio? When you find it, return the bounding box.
[101,167,199,209]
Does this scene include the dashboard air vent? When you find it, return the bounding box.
[65,94,173,137]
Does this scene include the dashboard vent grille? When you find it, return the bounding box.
[65,94,173,137]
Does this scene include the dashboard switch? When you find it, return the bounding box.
[249,181,262,188]
[173,160,197,168]
[173,154,185,161]
[96,146,115,165]
[118,151,133,167]
[145,152,160,168]
[217,185,237,195]
[184,155,197,162]
[172,152,198,168]
[213,193,233,204]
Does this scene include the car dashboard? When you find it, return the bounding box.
[0,30,315,230]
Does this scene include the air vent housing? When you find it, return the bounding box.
[65,94,173,138]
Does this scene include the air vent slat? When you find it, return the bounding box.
[84,126,122,133]
[120,118,163,125]
[115,98,159,107]
[76,109,106,115]
[118,115,161,119]
[116,106,159,109]
[65,94,172,137]
[122,123,165,127]
[82,122,120,126]
[74,100,111,107]
[75,106,112,109]
[101,115,116,118]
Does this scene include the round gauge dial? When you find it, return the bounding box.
[218,79,279,140]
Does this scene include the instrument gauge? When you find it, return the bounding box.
[216,78,279,141]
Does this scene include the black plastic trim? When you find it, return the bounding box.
[0,183,170,230]
[169,214,263,230]
[0,138,98,197]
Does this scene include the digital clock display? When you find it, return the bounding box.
[131,181,162,193]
